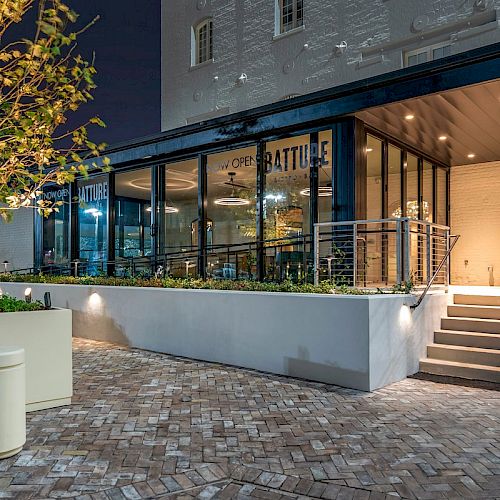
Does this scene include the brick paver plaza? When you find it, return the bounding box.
[0,339,499,499]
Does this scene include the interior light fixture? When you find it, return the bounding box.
[467,153,476,159]
[366,148,373,153]
[265,194,285,202]
[84,208,98,215]
[24,287,32,303]
[405,114,415,121]
[438,135,447,141]
[300,186,333,197]
[146,206,179,213]
[214,172,251,206]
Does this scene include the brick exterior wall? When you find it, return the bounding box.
[0,210,34,271]
[162,0,500,130]
[451,161,500,286]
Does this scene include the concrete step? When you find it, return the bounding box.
[441,316,500,334]
[435,330,500,350]
[419,358,500,383]
[448,304,500,320]
[427,343,500,367]
[454,294,500,307]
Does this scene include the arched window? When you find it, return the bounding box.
[277,0,303,34]
[193,18,213,65]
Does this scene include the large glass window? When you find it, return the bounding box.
[388,145,402,218]
[422,161,433,223]
[366,135,383,219]
[436,167,448,225]
[318,129,333,224]
[206,146,257,279]
[264,133,310,281]
[41,185,70,267]
[78,175,109,272]
[114,168,153,259]
[406,153,419,220]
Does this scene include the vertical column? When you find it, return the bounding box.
[107,172,116,276]
[152,164,166,260]
[198,154,207,279]
[256,141,266,281]
[309,132,319,284]
[69,180,79,276]
[333,118,365,222]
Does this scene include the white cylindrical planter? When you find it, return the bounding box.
[0,346,26,459]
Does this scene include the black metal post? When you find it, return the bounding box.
[198,154,207,279]
[256,141,266,281]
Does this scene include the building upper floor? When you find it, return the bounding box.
[161,0,500,130]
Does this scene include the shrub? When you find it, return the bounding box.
[0,294,44,313]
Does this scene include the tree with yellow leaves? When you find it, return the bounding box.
[0,0,108,219]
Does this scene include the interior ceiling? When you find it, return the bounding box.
[356,79,500,167]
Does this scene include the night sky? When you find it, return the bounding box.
[7,0,162,147]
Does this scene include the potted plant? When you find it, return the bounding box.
[0,292,72,412]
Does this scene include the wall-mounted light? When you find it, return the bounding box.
[2,261,8,273]
[24,287,32,303]
[467,153,476,159]
[405,114,415,121]
[438,135,447,141]
[334,41,348,56]
[236,73,248,86]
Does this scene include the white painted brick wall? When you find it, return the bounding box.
[451,161,500,286]
[0,210,34,271]
[162,0,500,130]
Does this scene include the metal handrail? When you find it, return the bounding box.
[410,234,460,310]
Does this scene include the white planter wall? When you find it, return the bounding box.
[0,283,447,391]
[0,308,72,412]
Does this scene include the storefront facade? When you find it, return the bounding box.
[32,42,500,283]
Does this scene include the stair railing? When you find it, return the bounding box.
[410,234,460,310]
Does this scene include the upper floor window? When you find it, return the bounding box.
[194,18,213,65]
[278,0,304,34]
[404,42,452,67]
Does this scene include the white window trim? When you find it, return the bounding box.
[191,18,213,67]
[403,40,452,67]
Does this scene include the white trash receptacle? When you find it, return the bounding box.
[0,346,26,459]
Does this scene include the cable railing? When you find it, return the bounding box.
[313,218,454,289]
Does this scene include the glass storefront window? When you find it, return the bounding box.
[114,168,153,259]
[318,129,333,224]
[422,161,433,223]
[77,175,109,273]
[388,145,402,218]
[406,153,419,220]
[264,133,312,281]
[436,167,448,225]
[41,185,70,267]
[163,159,198,277]
[366,135,383,219]
[206,146,257,280]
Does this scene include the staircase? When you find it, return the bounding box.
[420,294,500,383]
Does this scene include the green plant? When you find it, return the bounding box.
[0,272,383,295]
[0,294,44,312]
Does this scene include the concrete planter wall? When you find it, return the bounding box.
[0,283,447,391]
[0,307,72,412]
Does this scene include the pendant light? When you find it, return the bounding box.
[214,172,251,206]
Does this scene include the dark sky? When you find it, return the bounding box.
[6,0,161,147]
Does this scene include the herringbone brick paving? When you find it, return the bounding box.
[0,339,499,499]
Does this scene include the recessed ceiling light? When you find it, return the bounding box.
[405,114,415,121]
[467,153,476,159]
[438,135,447,141]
